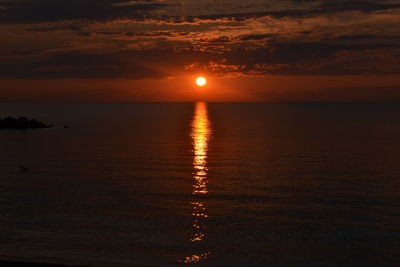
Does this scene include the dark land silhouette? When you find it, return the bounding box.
[0,116,53,129]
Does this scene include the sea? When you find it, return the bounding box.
[0,102,399,266]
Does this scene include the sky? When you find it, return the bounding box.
[1,0,400,101]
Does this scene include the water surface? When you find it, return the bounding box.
[0,102,399,266]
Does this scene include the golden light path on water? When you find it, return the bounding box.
[182,102,212,264]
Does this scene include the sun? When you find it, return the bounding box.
[196,76,207,87]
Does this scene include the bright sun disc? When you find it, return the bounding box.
[196,77,207,87]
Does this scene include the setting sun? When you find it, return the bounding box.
[196,77,207,87]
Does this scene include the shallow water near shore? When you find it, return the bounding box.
[0,102,399,266]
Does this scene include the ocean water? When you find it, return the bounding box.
[0,102,399,266]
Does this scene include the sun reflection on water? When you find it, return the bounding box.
[181,102,212,264]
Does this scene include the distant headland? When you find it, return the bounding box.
[0,116,53,129]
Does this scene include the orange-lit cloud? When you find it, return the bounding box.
[0,0,399,101]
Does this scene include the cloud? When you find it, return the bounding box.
[0,0,399,79]
[0,48,218,79]
[1,0,399,25]
[252,85,400,102]
[2,42,398,79]
[0,0,176,23]
[183,44,400,77]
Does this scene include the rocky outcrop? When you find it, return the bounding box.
[0,116,53,129]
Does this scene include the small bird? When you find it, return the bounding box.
[19,166,29,172]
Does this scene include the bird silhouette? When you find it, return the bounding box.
[19,166,29,172]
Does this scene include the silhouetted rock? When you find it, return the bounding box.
[0,116,53,129]
[64,125,70,128]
